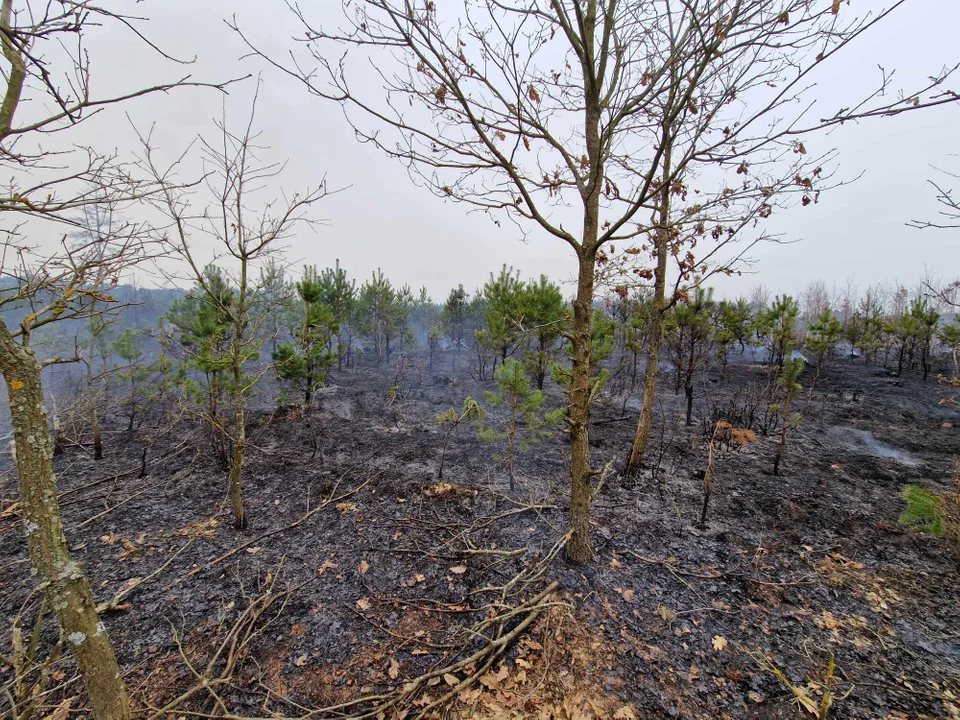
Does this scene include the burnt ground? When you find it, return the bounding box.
[1,350,959,719]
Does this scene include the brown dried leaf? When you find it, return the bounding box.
[356,596,371,611]
[359,559,370,575]
[388,657,400,680]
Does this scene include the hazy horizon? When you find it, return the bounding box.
[17,0,960,303]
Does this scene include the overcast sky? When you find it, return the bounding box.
[59,1,960,302]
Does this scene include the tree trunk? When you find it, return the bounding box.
[0,328,131,720]
[230,358,247,530]
[626,130,673,473]
[127,378,136,431]
[508,392,517,492]
[773,390,792,476]
[626,223,669,472]
[567,250,596,565]
[87,367,102,461]
[685,381,694,426]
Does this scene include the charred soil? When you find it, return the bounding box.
[1,352,958,719]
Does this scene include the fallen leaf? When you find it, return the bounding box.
[336,502,358,513]
[356,597,371,611]
[609,555,625,569]
[623,589,636,602]
[388,657,400,680]
[479,673,500,690]
[294,655,307,667]
[748,690,764,703]
[450,565,467,575]
[712,635,728,651]
[443,673,459,687]
[246,546,262,554]
[318,559,337,575]
[657,604,678,622]
[613,707,638,720]
[359,559,370,575]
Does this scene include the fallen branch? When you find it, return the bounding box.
[186,477,373,578]
[97,539,195,613]
[76,486,154,529]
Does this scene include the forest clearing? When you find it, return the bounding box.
[0,0,958,719]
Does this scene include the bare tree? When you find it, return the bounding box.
[909,162,960,230]
[0,2,232,717]
[140,89,329,529]
[236,0,956,563]
[909,163,960,306]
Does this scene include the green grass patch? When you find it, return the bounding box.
[899,484,945,535]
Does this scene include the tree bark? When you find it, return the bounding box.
[773,389,793,476]
[230,334,248,530]
[626,131,673,473]
[565,0,608,565]
[567,250,596,565]
[626,222,669,471]
[0,326,131,720]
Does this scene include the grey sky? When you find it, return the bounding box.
[68,0,960,302]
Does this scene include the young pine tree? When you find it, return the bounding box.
[763,295,800,368]
[166,266,235,471]
[483,265,525,370]
[521,274,568,391]
[319,259,357,370]
[806,307,843,372]
[773,357,804,476]
[273,266,338,405]
[442,284,470,371]
[356,269,410,363]
[112,328,152,431]
[481,359,563,491]
[668,286,716,426]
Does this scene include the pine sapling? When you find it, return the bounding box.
[481,359,564,491]
[773,357,804,476]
